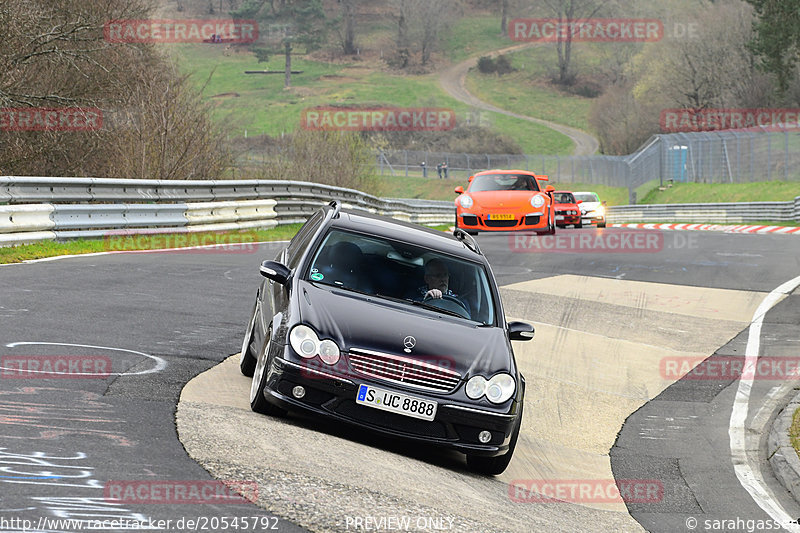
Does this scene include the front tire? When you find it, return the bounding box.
[598,221,606,228]
[466,403,523,476]
[249,326,287,416]
[239,300,258,377]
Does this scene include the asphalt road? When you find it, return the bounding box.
[1,227,799,532]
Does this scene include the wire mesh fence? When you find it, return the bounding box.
[376,127,800,197]
[233,127,800,204]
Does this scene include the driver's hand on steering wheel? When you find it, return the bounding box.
[424,289,443,299]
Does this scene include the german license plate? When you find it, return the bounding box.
[356,384,437,421]
[488,214,514,220]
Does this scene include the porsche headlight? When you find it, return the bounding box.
[465,373,516,403]
[459,195,473,209]
[289,325,340,364]
[530,195,545,208]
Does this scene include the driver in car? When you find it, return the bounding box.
[418,259,471,316]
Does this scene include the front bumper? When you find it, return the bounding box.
[581,213,606,224]
[556,213,581,225]
[457,211,549,233]
[262,351,521,457]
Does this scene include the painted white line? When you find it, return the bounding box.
[0,240,291,267]
[4,342,167,376]
[729,274,800,530]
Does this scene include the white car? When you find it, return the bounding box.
[573,191,606,228]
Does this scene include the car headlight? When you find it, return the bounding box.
[485,374,516,403]
[289,325,340,364]
[596,205,605,215]
[530,195,545,208]
[318,339,340,365]
[459,195,473,209]
[465,373,516,403]
[465,375,487,399]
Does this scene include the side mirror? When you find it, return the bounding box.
[545,185,555,192]
[454,186,464,194]
[260,260,291,285]
[602,201,607,206]
[577,200,583,204]
[508,321,535,341]
[468,175,474,182]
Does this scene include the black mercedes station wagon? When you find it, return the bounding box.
[240,201,534,475]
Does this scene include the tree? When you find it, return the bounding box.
[540,0,604,85]
[745,0,800,92]
[234,0,329,88]
[341,0,357,55]
[0,0,230,178]
[390,0,461,68]
[500,0,509,35]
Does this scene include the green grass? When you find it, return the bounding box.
[171,39,574,154]
[445,16,513,62]
[640,182,800,204]
[0,226,303,264]
[465,49,594,133]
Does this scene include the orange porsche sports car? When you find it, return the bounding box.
[454,170,555,235]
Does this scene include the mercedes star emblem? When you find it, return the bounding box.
[403,336,416,353]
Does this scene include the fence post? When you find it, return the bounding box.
[405,150,408,177]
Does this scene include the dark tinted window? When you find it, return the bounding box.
[469,174,540,192]
[306,229,496,325]
[553,193,575,203]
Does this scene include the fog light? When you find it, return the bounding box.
[292,386,306,399]
[478,430,492,444]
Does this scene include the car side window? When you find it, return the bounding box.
[286,210,324,269]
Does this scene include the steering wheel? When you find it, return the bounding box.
[423,294,470,319]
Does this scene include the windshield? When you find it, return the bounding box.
[553,192,575,204]
[469,173,540,192]
[573,193,599,203]
[306,229,496,325]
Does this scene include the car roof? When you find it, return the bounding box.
[329,208,482,261]
[573,191,599,196]
[554,190,575,194]
[473,169,539,177]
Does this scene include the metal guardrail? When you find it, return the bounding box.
[607,196,800,224]
[2,177,798,246]
[0,178,455,247]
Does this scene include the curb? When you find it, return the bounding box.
[611,223,800,235]
[768,389,800,503]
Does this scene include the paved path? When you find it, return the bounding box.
[438,44,600,156]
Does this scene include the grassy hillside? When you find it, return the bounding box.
[171,43,574,155]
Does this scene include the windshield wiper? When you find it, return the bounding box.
[376,294,469,320]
